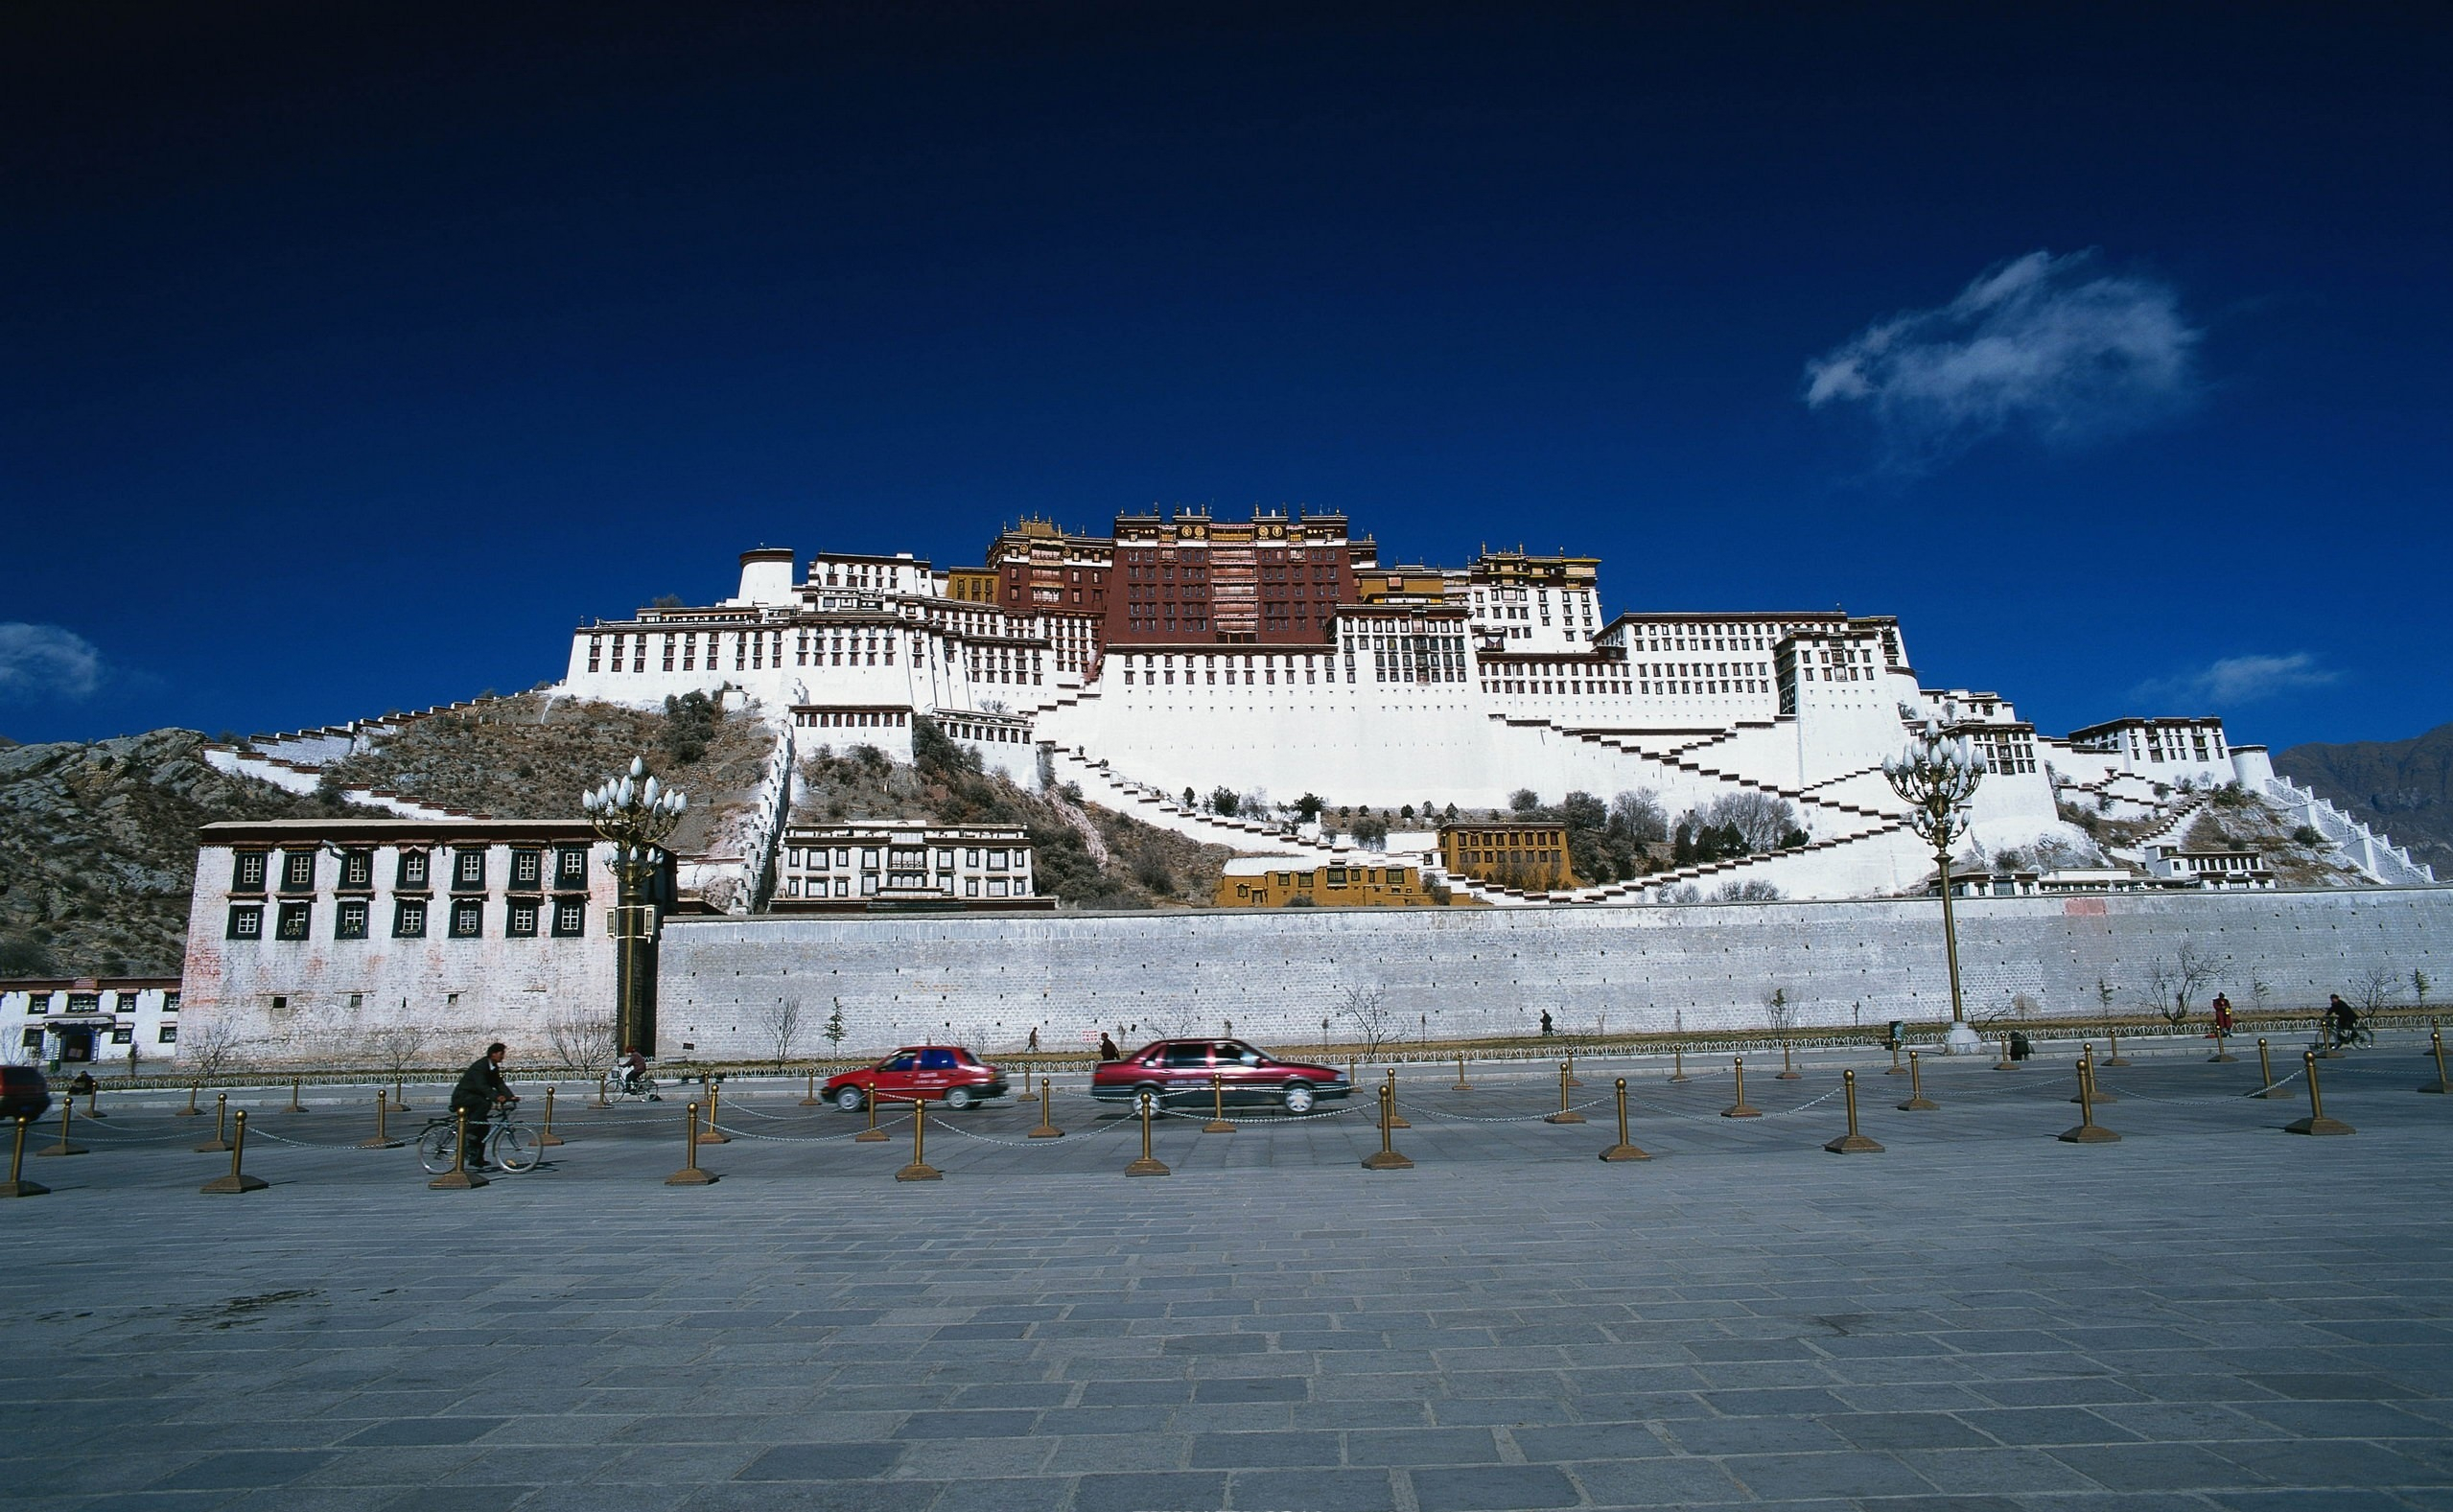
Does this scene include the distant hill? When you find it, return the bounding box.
[0,729,342,976]
[2274,723,2453,877]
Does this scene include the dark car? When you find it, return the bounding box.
[824,1045,1008,1111]
[1,1065,52,1124]
[1091,1038,1351,1114]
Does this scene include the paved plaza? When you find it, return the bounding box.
[6,1037,2452,1512]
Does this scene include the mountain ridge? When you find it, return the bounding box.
[2273,722,2453,877]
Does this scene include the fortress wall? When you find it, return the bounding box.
[656,885,2449,1058]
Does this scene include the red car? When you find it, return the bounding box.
[1091,1038,1352,1114]
[825,1045,1008,1112]
[0,1065,49,1123]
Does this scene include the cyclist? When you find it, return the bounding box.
[616,1046,658,1100]
[2325,993,2360,1050]
[450,1041,519,1170]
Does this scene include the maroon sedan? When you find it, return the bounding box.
[1090,1038,1352,1114]
[825,1045,1008,1112]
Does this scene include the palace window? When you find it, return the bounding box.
[556,848,589,888]
[510,849,542,889]
[552,898,586,937]
[336,899,369,940]
[281,849,316,893]
[398,849,431,890]
[231,851,268,892]
[339,849,373,889]
[275,901,312,941]
[507,899,540,938]
[454,849,486,891]
[450,899,483,939]
[394,899,428,938]
[226,904,263,941]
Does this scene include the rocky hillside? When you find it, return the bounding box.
[797,718,1240,909]
[2276,722,2453,878]
[317,690,777,854]
[0,730,342,976]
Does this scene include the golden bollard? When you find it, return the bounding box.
[2057,1058,2119,1143]
[1669,1042,1690,1083]
[1452,1053,1472,1093]
[696,1081,731,1145]
[2254,1036,2291,1099]
[2285,1051,2354,1136]
[1897,1050,1938,1112]
[2103,1027,2131,1067]
[896,1096,943,1181]
[538,1086,565,1147]
[1384,1068,1410,1129]
[1124,1091,1170,1176]
[2,1114,47,1198]
[1994,1032,2018,1072]
[1027,1076,1063,1139]
[1361,1082,1413,1170]
[799,1069,822,1108]
[194,1092,232,1152]
[1203,1072,1233,1134]
[175,1082,202,1117]
[358,1092,402,1150]
[2419,1030,2448,1096]
[1599,1078,1649,1162]
[1776,1039,1801,1081]
[1563,1049,1580,1087]
[1823,1069,1882,1153]
[2208,1025,2238,1064]
[2068,1047,2117,1105]
[83,1081,106,1120]
[1720,1056,1761,1118]
[1544,1061,1586,1124]
[199,1109,269,1194]
[35,1095,86,1157]
[665,1102,717,1184]
[430,1107,488,1189]
[288,1076,307,1114]
[854,1087,890,1143]
[1884,1039,1906,1077]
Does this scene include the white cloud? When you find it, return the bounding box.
[2133,652,2338,708]
[1804,249,2201,471]
[0,622,105,700]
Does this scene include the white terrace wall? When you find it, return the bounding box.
[658,886,2450,1058]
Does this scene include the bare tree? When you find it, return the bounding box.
[2351,965,2396,1016]
[823,998,849,1058]
[364,1025,432,1090]
[2172,942,2222,1015]
[1701,791,1803,853]
[759,996,805,1071]
[181,1017,245,1088]
[1764,986,1795,1039]
[1339,986,1405,1060]
[2141,960,2187,1030]
[539,1013,612,1079]
[1610,789,1669,844]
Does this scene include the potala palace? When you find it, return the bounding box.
[550,508,2431,906]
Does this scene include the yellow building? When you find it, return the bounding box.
[1214,855,1448,908]
[945,568,1000,604]
[1438,822,1577,890]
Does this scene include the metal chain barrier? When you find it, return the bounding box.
[1156,1101,1367,1126]
[1403,1094,1616,1124]
[929,1111,1137,1147]
[2091,1067,2305,1105]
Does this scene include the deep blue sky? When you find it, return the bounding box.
[5,3,2446,751]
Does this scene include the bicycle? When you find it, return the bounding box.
[416,1102,542,1175]
[602,1066,664,1102]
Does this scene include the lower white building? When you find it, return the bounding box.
[3,977,181,1069]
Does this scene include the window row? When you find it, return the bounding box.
[22,1024,177,1049]
[233,847,586,894]
[228,896,589,942]
[18,989,177,1016]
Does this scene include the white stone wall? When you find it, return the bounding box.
[656,886,2452,1058]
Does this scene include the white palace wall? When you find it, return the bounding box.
[657,886,2450,1058]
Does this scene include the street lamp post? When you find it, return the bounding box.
[1882,722,1988,1055]
[582,757,688,1058]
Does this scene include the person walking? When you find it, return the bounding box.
[1539,1010,1554,1037]
[1097,1032,1119,1061]
[2210,992,2234,1038]
[451,1042,519,1170]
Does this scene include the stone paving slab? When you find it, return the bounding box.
[4,1043,2450,1509]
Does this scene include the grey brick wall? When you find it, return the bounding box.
[659,887,2450,1058]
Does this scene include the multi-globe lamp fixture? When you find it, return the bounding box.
[1882,721,1988,1054]
[582,756,688,1056]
